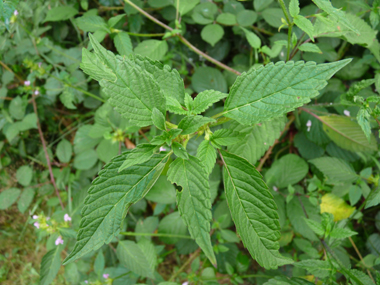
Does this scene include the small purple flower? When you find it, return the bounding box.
[14,10,18,16]
[64,214,72,222]
[32,215,38,219]
[159,146,166,152]
[182,282,189,285]
[306,120,312,132]
[34,222,40,229]
[273,186,278,192]
[24,81,31,86]
[34,90,39,95]
[46,217,50,221]
[343,110,350,117]
[103,274,109,279]
[55,236,64,245]
[84,281,88,284]
[38,62,42,68]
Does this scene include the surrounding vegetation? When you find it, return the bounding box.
[1,0,380,284]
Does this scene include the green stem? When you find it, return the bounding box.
[169,249,201,282]
[278,0,291,25]
[286,23,293,61]
[119,232,193,239]
[127,32,165,37]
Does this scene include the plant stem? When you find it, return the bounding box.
[0,61,23,82]
[119,232,193,239]
[127,32,166,37]
[349,237,375,283]
[31,92,64,210]
[286,23,293,61]
[169,248,201,282]
[124,0,241,75]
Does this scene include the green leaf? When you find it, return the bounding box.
[167,156,216,264]
[304,218,325,236]
[298,43,322,53]
[293,15,314,41]
[254,0,273,11]
[114,32,133,56]
[166,97,187,114]
[309,157,358,183]
[236,10,258,27]
[201,24,224,47]
[192,2,217,25]
[294,259,332,279]
[17,188,35,214]
[228,117,286,165]
[152,107,166,130]
[9,96,25,120]
[44,6,78,22]
[108,14,126,27]
[319,115,378,152]
[216,13,236,26]
[60,90,77,110]
[56,139,72,163]
[116,239,156,279]
[75,15,108,32]
[0,187,21,210]
[16,165,32,187]
[312,0,360,34]
[196,140,217,175]
[365,186,380,209]
[0,0,18,31]
[241,27,261,49]
[40,245,64,285]
[289,0,300,18]
[96,139,119,163]
[145,176,176,204]
[177,115,215,135]
[81,48,117,82]
[131,54,185,105]
[265,154,308,189]
[87,34,166,127]
[220,150,293,269]
[223,59,351,125]
[192,67,228,93]
[177,0,199,15]
[73,149,98,170]
[118,144,158,172]
[63,151,170,264]
[94,251,105,277]
[262,8,285,28]
[158,211,189,244]
[134,40,168,61]
[264,276,315,285]
[210,129,245,147]
[329,228,357,239]
[190,90,227,115]
[172,142,189,159]
[356,108,372,141]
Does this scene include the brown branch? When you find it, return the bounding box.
[257,115,295,171]
[31,93,64,210]
[124,0,241,75]
[349,237,375,283]
[0,60,24,82]
[168,248,201,282]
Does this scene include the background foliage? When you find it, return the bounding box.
[1,0,380,284]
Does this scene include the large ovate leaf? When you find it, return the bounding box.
[118,144,158,172]
[222,59,351,125]
[319,115,378,152]
[84,34,166,127]
[63,151,170,264]
[309,157,358,183]
[167,155,216,264]
[228,117,286,165]
[81,48,117,82]
[220,150,293,269]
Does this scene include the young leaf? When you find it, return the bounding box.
[40,245,64,285]
[210,129,245,147]
[75,15,109,32]
[172,141,189,159]
[44,6,78,22]
[329,228,357,239]
[86,34,166,127]
[319,115,378,152]
[298,43,322,53]
[166,97,187,115]
[289,0,300,18]
[81,48,116,82]
[294,259,332,279]
[177,115,215,135]
[191,90,227,115]
[241,27,261,49]
[151,107,166,130]
[228,117,286,165]
[201,24,224,47]
[0,187,21,210]
[304,218,325,236]
[223,59,351,125]
[293,15,314,41]
[220,150,293,269]
[116,239,156,279]
[196,140,217,175]
[365,186,380,209]
[114,32,133,56]
[167,156,216,264]
[63,151,170,265]
[356,108,372,141]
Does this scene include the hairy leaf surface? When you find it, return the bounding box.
[63,151,170,264]
[223,59,351,125]
[118,144,158,172]
[190,90,227,114]
[178,116,215,135]
[167,156,216,264]
[40,245,64,285]
[196,140,217,175]
[220,150,293,269]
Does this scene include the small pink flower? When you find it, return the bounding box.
[24,81,30,86]
[34,222,40,229]
[14,10,18,16]
[273,186,278,192]
[32,215,38,219]
[182,282,189,285]
[38,62,42,68]
[55,236,64,245]
[103,274,109,279]
[306,120,312,132]
[343,110,350,117]
[84,281,88,284]
[159,146,166,152]
[34,90,39,95]
[64,214,71,222]
[46,217,50,221]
